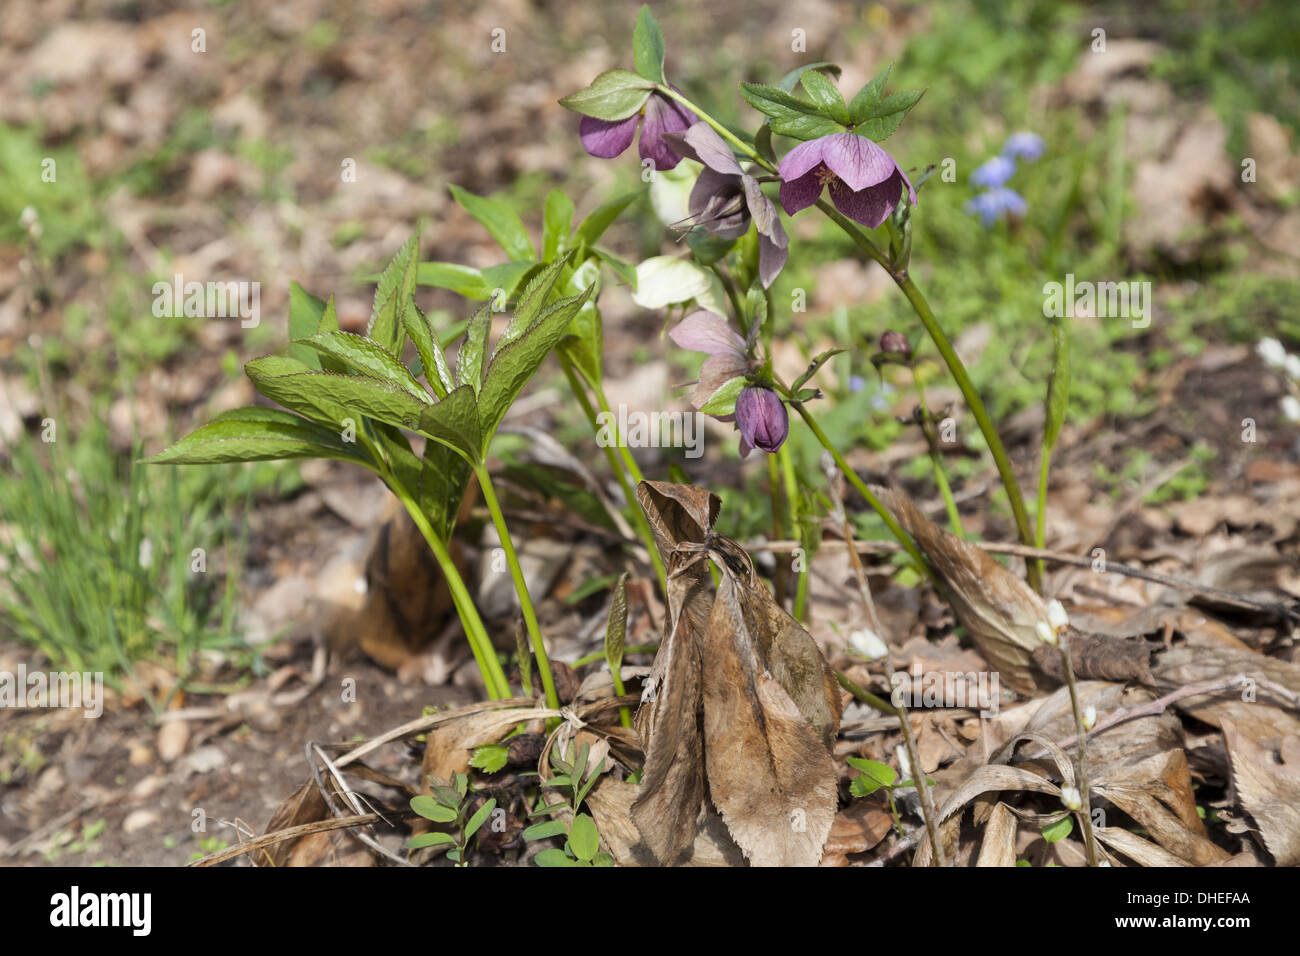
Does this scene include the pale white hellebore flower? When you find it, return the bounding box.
[848,628,889,660]
[1060,785,1082,810]
[1257,337,1287,370]
[1047,598,1069,634]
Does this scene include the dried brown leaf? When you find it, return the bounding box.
[1221,719,1300,865]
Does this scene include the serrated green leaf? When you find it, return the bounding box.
[534,847,579,867]
[465,797,496,839]
[417,385,482,461]
[246,357,431,434]
[367,229,420,353]
[469,744,509,774]
[575,191,640,247]
[522,820,569,841]
[457,303,493,393]
[295,330,431,405]
[401,299,447,399]
[407,831,457,849]
[449,185,535,262]
[854,89,924,142]
[847,63,892,125]
[542,190,575,262]
[411,795,458,823]
[740,82,845,141]
[800,70,849,124]
[288,282,327,369]
[477,287,591,452]
[415,262,491,299]
[499,255,572,350]
[777,62,842,93]
[144,407,368,466]
[568,813,599,861]
[698,376,746,416]
[559,69,653,122]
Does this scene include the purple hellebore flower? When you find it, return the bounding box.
[778,131,916,229]
[965,187,1027,227]
[661,122,789,287]
[735,386,788,456]
[667,309,752,409]
[579,91,697,171]
[1002,131,1045,162]
[970,154,1016,189]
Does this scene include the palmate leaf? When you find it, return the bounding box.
[739,82,844,141]
[847,63,892,124]
[293,330,432,405]
[477,286,593,455]
[417,384,482,461]
[367,229,421,354]
[799,69,849,124]
[144,407,369,466]
[497,254,572,352]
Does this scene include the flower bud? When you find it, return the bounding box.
[1060,785,1081,811]
[735,386,788,454]
[879,330,911,359]
[1083,705,1097,731]
[1047,599,1069,634]
[1035,620,1058,646]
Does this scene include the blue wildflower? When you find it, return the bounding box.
[964,187,1027,227]
[1002,131,1045,161]
[970,154,1016,189]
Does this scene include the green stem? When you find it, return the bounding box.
[473,463,560,711]
[790,399,935,585]
[391,484,511,700]
[572,643,659,668]
[592,380,646,485]
[834,669,897,716]
[778,443,809,621]
[1035,446,1052,586]
[609,667,632,728]
[912,369,965,538]
[1060,636,1100,866]
[559,357,666,593]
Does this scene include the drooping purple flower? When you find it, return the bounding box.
[965,187,1027,227]
[970,154,1016,189]
[735,386,788,456]
[579,91,697,171]
[777,132,916,229]
[878,330,912,359]
[1002,131,1045,162]
[668,309,751,409]
[661,122,789,287]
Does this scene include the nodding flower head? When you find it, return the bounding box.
[579,90,697,171]
[970,154,1016,189]
[662,122,789,287]
[778,132,916,229]
[735,386,789,457]
[879,330,912,359]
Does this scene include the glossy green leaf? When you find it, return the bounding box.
[559,70,654,123]
[294,330,431,405]
[499,255,572,351]
[410,795,458,823]
[449,184,535,262]
[800,70,849,124]
[847,63,892,125]
[854,89,924,142]
[740,82,844,140]
[401,299,449,399]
